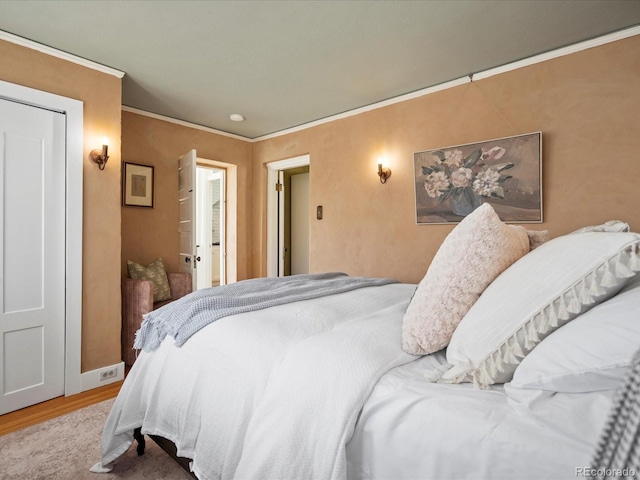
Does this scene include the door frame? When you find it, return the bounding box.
[266,154,310,278]
[197,157,237,284]
[195,165,226,288]
[0,80,83,396]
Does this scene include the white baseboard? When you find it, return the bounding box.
[79,361,125,393]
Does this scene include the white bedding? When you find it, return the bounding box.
[348,353,613,480]
[95,281,613,480]
[94,283,417,480]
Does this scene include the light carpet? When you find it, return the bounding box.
[0,399,191,480]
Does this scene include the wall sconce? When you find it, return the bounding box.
[89,137,109,170]
[377,163,391,184]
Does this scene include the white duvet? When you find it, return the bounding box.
[94,282,611,480]
[347,353,613,480]
[93,283,417,480]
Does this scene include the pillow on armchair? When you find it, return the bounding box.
[127,258,171,302]
[122,259,192,366]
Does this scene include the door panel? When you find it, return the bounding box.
[0,99,65,414]
[290,172,310,275]
[178,150,197,290]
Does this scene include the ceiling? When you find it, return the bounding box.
[1,1,639,139]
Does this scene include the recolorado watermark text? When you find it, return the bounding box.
[576,467,637,478]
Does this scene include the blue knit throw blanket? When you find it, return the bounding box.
[133,272,398,351]
[590,347,640,479]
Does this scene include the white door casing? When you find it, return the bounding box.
[189,157,235,285]
[179,150,197,290]
[0,99,65,414]
[217,169,226,286]
[278,170,285,277]
[195,166,227,288]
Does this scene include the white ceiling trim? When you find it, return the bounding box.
[254,25,640,142]
[254,77,471,142]
[122,24,640,144]
[121,106,250,142]
[474,25,640,82]
[0,30,125,79]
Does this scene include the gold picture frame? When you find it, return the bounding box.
[413,132,542,224]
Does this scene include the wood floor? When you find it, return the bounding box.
[0,379,123,436]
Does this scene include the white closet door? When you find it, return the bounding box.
[0,98,66,415]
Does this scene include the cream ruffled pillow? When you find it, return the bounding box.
[402,204,530,355]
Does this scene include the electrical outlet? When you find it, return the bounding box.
[100,368,117,381]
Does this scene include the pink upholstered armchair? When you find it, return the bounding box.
[121,272,192,366]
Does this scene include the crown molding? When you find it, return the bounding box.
[473,25,640,82]
[253,77,470,142]
[122,25,640,142]
[0,30,125,78]
[253,25,640,142]
[121,106,251,141]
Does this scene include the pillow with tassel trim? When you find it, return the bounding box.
[510,274,640,393]
[431,231,640,388]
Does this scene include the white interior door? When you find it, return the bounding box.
[178,150,197,291]
[0,98,66,415]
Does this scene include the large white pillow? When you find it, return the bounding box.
[439,231,640,388]
[401,203,529,355]
[571,220,630,234]
[510,274,640,393]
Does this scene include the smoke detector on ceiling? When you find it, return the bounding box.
[230,114,245,122]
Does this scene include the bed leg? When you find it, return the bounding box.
[133,427,146,456]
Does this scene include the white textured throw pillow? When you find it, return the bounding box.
[439,232,640,388]
[402,204,529,355]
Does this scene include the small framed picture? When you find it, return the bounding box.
[122,162,154,208]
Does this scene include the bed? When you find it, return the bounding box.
[92,209,640,480]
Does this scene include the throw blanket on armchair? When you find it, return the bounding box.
[591,347,640,479]
[134,272,398,351]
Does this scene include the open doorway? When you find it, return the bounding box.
[196,165,226,289]
[266,155,310,277]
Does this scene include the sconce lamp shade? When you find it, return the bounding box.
[377,163,391,184]
[89,140,110,170]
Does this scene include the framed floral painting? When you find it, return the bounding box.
[413,132,542,224]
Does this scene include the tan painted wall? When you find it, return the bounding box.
[3,33,637,373]
[121,112,253,281]
[0,40,122,372]
[253,35,640,284]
